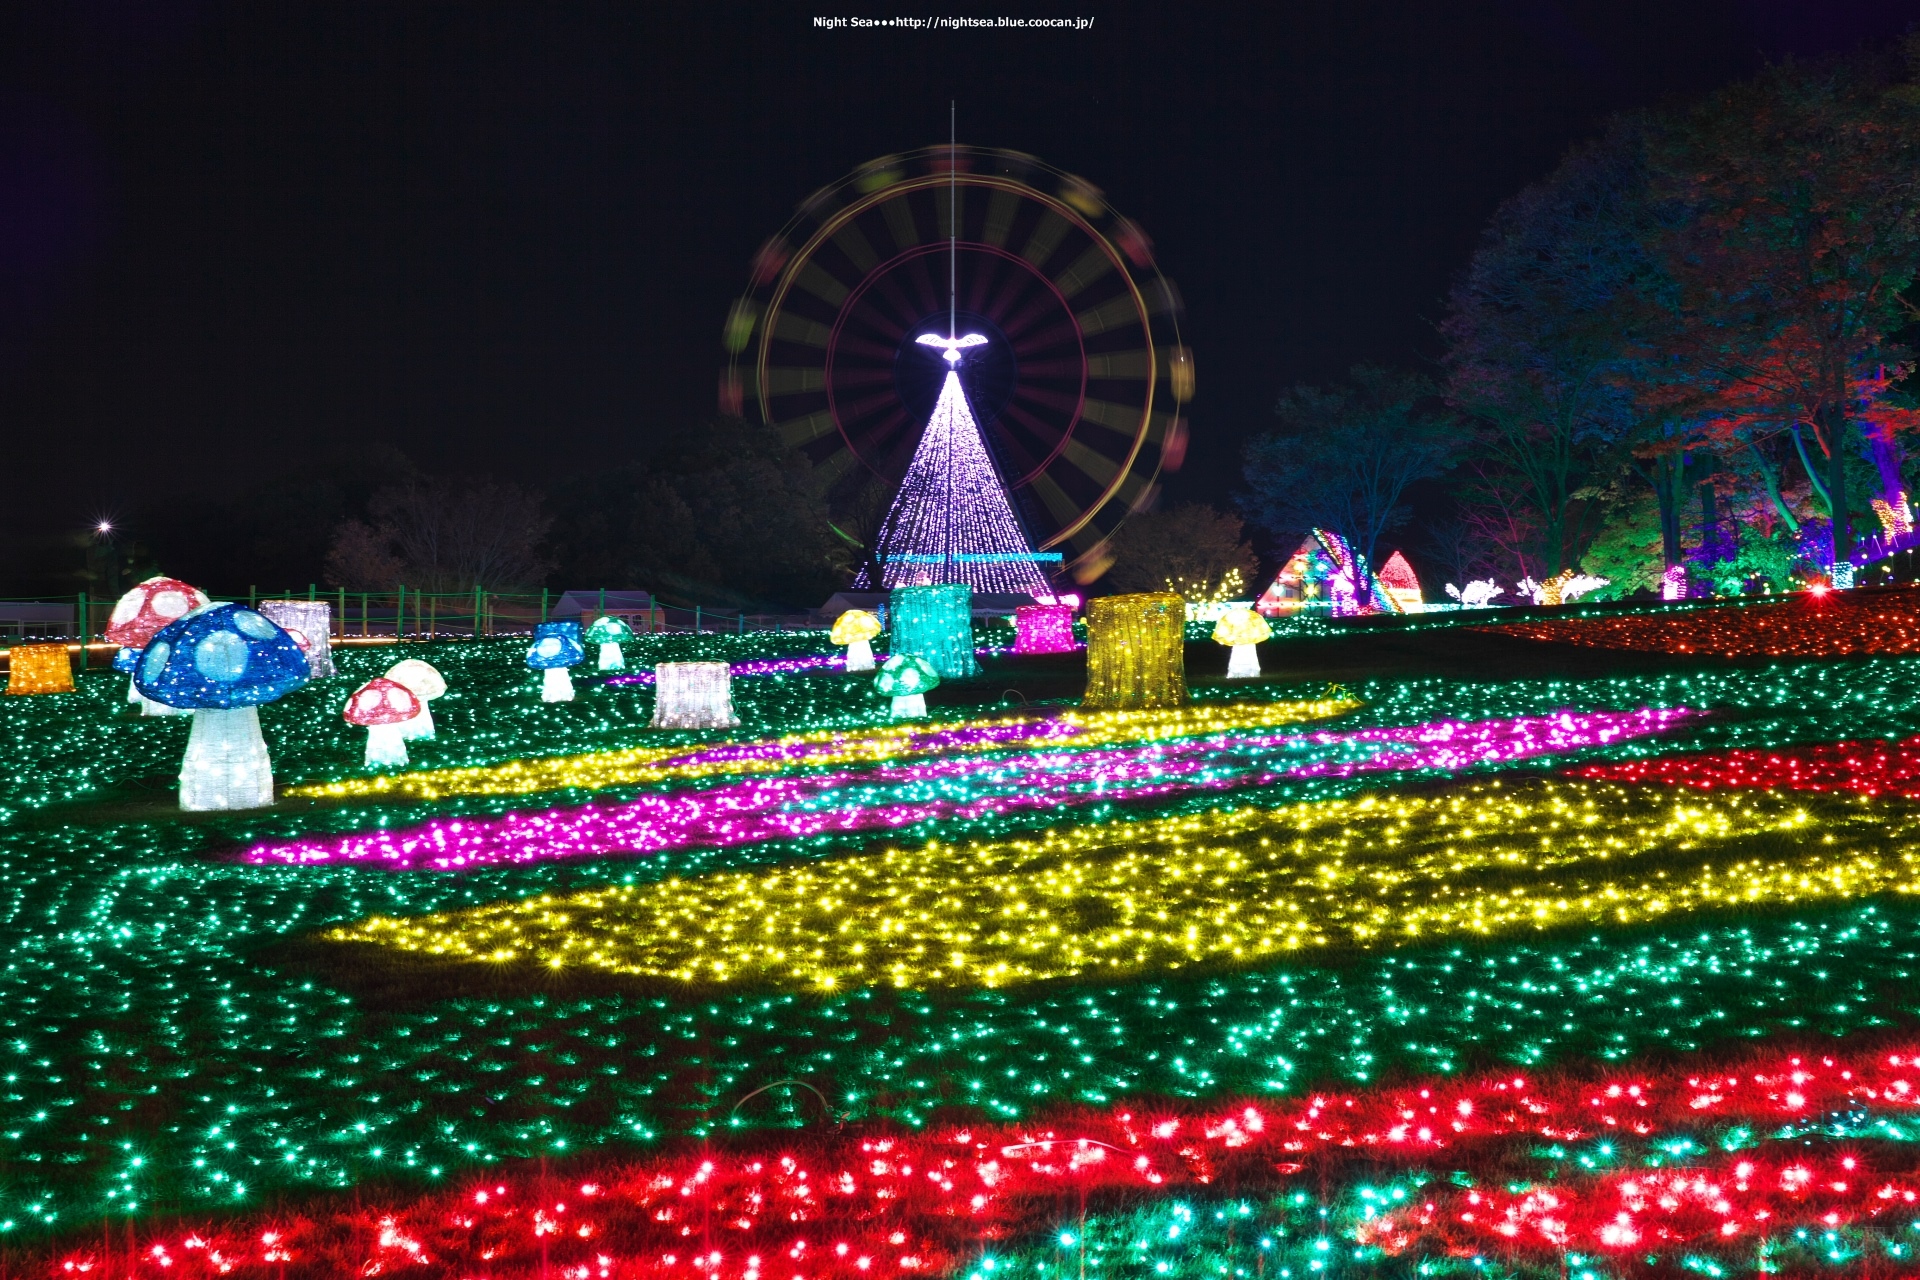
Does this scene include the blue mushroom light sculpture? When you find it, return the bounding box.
[527,621,585,702]
[136,604,310,810]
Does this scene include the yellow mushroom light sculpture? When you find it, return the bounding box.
[831,609,883,672]
[1213,606,1272,679]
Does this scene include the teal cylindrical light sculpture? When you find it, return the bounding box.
[888,583,978,679]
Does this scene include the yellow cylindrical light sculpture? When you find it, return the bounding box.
[1081,592,1187,710]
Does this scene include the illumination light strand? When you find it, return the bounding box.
[44,1046,1920,1279]
[329,777,1907,989]
[249,709,1681,871]
[283,699,1359,802]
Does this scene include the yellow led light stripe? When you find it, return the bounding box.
[287,698,1357,801]
[329,779,1906,990]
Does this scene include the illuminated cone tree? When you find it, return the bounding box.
[858,335,1052,596]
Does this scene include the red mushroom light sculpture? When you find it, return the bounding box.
[344,677,422,768]
[105,577,210,714]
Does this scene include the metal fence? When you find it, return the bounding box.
[0,589,821,646]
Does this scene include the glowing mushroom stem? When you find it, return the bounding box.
[597,641,625,672]
[364,721,409,768]
[126,659,185,715]
[140,684,189,716]
[542,667,575,703]
[890,692,928,720]
[846,638,875,672]
[398,703,435,741]
[1226,643,1261,679]
[178,706,274,811]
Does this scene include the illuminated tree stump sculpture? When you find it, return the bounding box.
[1082,592,1188,710]
[1014,604,1078,655]
[651,661,740,730]
[889,584,978,679]
[259,600,337,677]
[5,643,74,695]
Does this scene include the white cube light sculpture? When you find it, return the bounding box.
[649,661,740,729]
[258,600,336,678]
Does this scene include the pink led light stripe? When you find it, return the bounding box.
[245,708,1688,871]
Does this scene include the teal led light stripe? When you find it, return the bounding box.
[887,553,1067,563]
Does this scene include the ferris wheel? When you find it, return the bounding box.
[720,145,1192,584]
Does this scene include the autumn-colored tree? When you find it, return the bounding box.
[1677,332,1920,539]
[1643,45,1920,562]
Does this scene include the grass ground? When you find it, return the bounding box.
[6,603,1920,1277]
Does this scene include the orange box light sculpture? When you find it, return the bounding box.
[5,643,74,695]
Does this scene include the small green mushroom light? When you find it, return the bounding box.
[1213,606,1272,679]
[874,653,939,719]
[831,608,883,672]
[585,615,637,671]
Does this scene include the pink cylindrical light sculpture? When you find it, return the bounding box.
[1014,604,1078,654]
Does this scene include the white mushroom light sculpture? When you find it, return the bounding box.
[136,604,309,810]
[345,677,421,767]
[384,658,447,741]
[105,577,209,714]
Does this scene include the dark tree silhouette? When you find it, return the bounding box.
[1103,504,1259,599]
[326,477,554,591]
[547,417,849,608]
[1442,120,1666,576]
[1242,366,1466,581]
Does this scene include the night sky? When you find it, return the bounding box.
[3,0,1915,586]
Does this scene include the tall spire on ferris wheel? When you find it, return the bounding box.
[950,99,956,340]
[920,104,984,365]
[850,103,1053,596]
